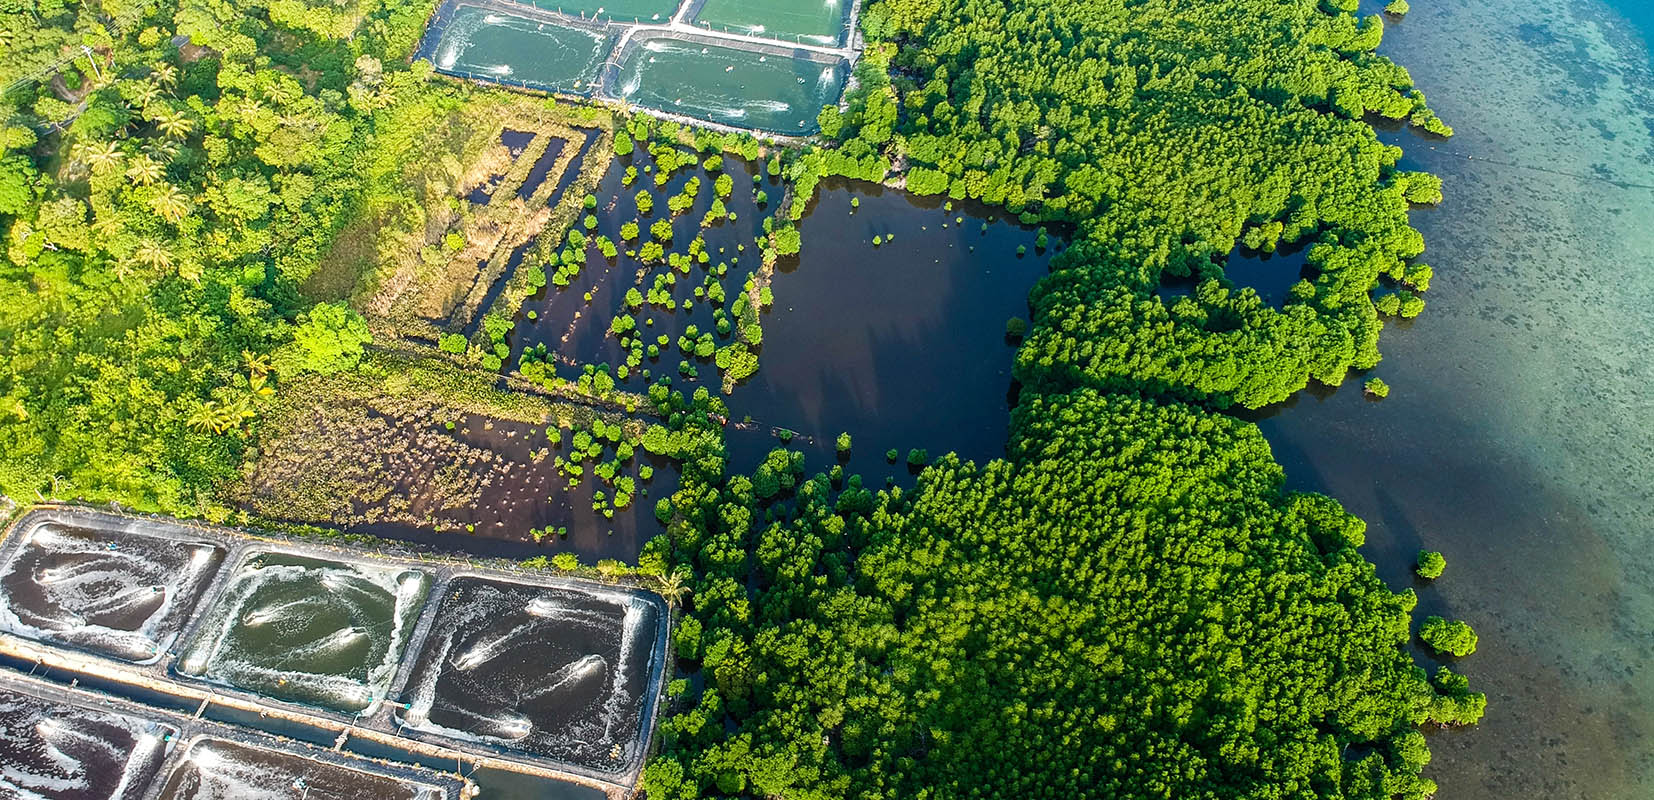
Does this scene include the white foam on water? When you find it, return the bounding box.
[402,632,456,727]
[598,597,648,745]
[450,621,535,671]
[180,557,427,714]
[175,741,328,800]
[435,7,487,71]
[239,597,320,627]
[817,65,838,92]
[0,696,165,800]
[487,64,514,77]
[521,654,606,702]
[749,99,791,113]
[524,595,560,617]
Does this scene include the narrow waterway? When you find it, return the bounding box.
[1251,1,1654,797]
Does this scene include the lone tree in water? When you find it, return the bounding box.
[1416,550,1446,579]
[1005,316,1028,341]
[1420,615,1478,657]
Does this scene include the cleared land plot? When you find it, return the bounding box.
[613,34,847,133]
[423,3,610,94]
[0,518,224,664]
[157,737,448,800]
[0,689,175,800]
[241,354,676,562]
[396,577,665,778]
[693,0,852,46]
[176,552,431,715]
[311,85,605,343]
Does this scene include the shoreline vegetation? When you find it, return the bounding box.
[0,0,1484,798]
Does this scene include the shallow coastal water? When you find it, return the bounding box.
[1252,1,1654,796]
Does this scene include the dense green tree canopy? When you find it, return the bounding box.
[828,0,1448,406]
[646,0,1479,797]
[647,391,1463,800]
[0,0,440,514]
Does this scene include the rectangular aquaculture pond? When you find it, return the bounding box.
[157,737,449,800]
[0,688,175,800]
[176,552,431,715]
[611,33,849,134]
[396,576,666,778]
[693,0,853,46]
[0,516,225,664]
[421,2,611,94]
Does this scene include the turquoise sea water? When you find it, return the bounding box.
[1257,1,1654,796]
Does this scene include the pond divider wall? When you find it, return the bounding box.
[0,505,672,795]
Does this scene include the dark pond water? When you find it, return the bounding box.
[0,688,174,799]
[516,135,568,201]
[1250,1,1654,798]
[1157,237,1315,307]
[508,146,776,389]
[396,578,664,777]
[176,552,430,715]
[725,178,1053,482]
[0,521,224,664]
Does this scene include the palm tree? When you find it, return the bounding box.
[654,570,691,611]
[79,140,123,175]
[263,81,297,106]
[143,138,179,163]
[186,404,221,434]
[234,96,264,123]
[150,63,178,90]
[129,81,161,112]
[132,239,172,272]
[243,350,272,376]
[126,157,163,185]
[156,109,193,140]
[91,212,124,241]
[149,185,190,223]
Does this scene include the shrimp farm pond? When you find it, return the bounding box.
[397,577,665,779]
[0,516,224,664]
[416,0,857,135]
[0,687,174,799]
[0,507,673,797]
[174,552,432,715]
